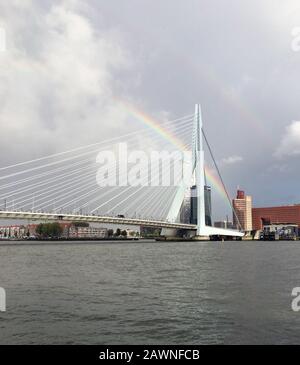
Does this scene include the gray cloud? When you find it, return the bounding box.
[221,156,243,165]
[275,121,300,157]
[0,0,134,164]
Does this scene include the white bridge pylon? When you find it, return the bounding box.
[165,104,244,238]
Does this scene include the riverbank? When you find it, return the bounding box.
[0,237,140,242]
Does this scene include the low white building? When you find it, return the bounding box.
[0,225,26,239]
[69,226,108,239]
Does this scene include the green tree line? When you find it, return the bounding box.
[36,223,63,238]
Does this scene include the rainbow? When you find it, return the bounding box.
[116,99,188,151]
[204,166,231,206]
[117,99,231,205]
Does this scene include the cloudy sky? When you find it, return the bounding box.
[0,0,300,219]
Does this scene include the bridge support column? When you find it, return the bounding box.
[194,104,206,237]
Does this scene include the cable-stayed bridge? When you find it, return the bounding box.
[0,105,244,239]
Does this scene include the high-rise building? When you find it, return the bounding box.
[190,186,197,225]
[232,189,252,232]
[204,185,212,226]
[190,185,212,226]
[180,195,191,224]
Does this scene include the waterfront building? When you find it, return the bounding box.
[27,224,40,238]
[0,225,26,239]
[232,190,252,232]
[125,229,139,237]
[260,223,298,240]
[214,220,234,229]
[0,222,108,239]
[214,221,226,229]
[68,226,108,239]
[252,205,300,230]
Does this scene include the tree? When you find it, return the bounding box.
[36,223,44,236]
[36,222,62,238]
[51,222,63,237]
[121,230,127,237]
[115,228,121,237]
[107,229,114,237]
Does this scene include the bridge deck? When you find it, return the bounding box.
[0,210,244,237]
[0,211,196,230]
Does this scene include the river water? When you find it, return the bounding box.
[0,240,300,344]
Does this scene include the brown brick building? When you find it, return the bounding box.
[252,205,300,230]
